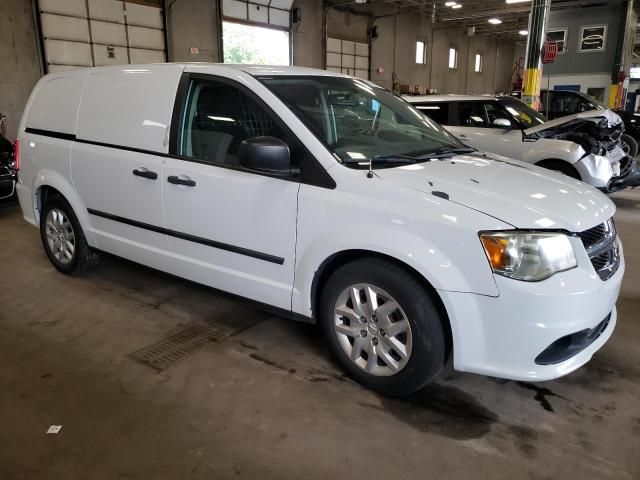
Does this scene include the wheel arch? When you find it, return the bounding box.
[310,249,453,360]
[535,158,581,179]
[32,171,96,246]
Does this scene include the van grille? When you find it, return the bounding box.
[575,218,619,281]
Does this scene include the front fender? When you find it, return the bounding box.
[522,138,585,165]
[292,223,501,318]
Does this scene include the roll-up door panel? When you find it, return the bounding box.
[48,65,80,73]
[355,56,368,70]
[327,38,341,53]
[39,0,86,17]
[223,0,248,20]
[88,0,124,23]
[269,9,289,27]
[90,21,127,47]
[341,54,355,69]
[326,53,341,68]
[326,37,369,80]
[222,0,291,28]
[128,25,164,51]
[355,42,368,56]
[37,0,166,72]
[342,41,355,55]
[45,39,92,66]
[129,48,165,64]
[248,4,268,23]
[270,0,293,9]
[40,13,90,42]
[93,45,128,66]
[125,3,163,29]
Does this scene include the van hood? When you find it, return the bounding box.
[375,153,615,232]
[524,109,622,135]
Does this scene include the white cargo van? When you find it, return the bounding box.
[15,64,623,394]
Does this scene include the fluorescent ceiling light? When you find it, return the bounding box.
[519,30,528,35]
[445,1,456,5]
[488,18,503,25]
[452,3,462,8]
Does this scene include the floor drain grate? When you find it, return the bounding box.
[130,308,265,371]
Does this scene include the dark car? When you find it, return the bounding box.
[540,89,639,158]
[0,132,16,200]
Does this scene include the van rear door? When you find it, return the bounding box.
[72,65,183,271]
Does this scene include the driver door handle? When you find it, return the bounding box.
[132,168,158,180]
[167,175,196,187]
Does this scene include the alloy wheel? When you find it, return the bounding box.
[333,283,412,376]
[45,208,76,265]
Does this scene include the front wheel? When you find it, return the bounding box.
[621,134,638,160]
[319,258,447,396]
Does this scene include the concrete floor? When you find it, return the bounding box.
[0,191,639,480]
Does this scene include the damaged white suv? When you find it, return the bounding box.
[405,95,638,192]
[16,65,623,395]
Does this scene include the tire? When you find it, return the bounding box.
[538,160,580,180]
[621,134,638,160]
[318,258,447,396]
[40,194,97,274]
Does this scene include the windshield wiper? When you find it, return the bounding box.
[417,146,476,159]
[342,154,418,164]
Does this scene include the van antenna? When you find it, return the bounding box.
[367,158,374,178]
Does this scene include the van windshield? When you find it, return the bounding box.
[259,76,466,168]
[499,98,547,129]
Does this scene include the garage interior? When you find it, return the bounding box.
[1,0,640,479]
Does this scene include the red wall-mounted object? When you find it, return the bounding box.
[542,41,558,64]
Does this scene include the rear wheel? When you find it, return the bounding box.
[40,195,97,274]
[319,258,447,396]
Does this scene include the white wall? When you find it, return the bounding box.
[541,73,611,101]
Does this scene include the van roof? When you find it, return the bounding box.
[403,94,509,102]
[45,63,351,79]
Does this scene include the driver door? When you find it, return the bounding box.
[162,75,300,310]
[448,101,523,160]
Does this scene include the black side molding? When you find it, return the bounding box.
[25,128,76,141]
[87,209,285,265]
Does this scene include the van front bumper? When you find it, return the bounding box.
[439,242,624,381]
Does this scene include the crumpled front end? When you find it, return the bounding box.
[527,112,640,192]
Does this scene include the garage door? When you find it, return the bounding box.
[326,37,369,79]
[221,0,293,29]
[37,0,166,73]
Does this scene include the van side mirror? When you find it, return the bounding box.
[239,136,291,174]
[493,118,512,128]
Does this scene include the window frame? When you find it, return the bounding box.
[448,47,458,69]
[412,102,452,125]
[578,24,607,53]
[546,28,568,54]
[451,100,519,130]
[415,40,427,64]
[169,72,335,189]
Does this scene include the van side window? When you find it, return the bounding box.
[454,102,511,128]
[412,102,450,124]
[179,79,299,168]
[454,102,487,127]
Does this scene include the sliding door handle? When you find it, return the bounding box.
[132,168,158,180]
[167,175,196,187]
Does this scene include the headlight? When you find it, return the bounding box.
[480,232,577,281]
